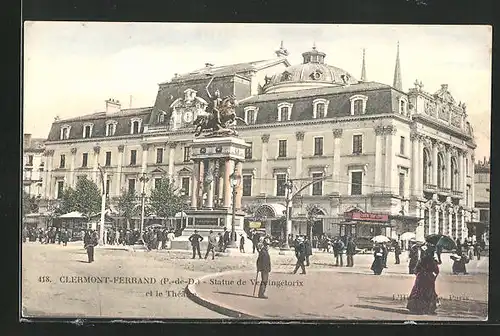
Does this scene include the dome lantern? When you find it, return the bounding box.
[302,44,326,64]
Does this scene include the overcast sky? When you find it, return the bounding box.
[23,23,491,160]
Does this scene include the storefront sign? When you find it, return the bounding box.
[194,218,221,226]
[249,221,261,228]
[344,212,389,222]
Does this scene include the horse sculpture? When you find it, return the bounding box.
[193,95,248,137]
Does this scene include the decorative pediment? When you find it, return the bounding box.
[178,167,192,176]
[151,167,167,175]
[273,167,289,176]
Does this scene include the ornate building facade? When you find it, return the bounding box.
[473,158,490,246]
[23,134,46,197]
[40,43,478,241]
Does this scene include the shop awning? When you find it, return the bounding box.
[59,211,86,219]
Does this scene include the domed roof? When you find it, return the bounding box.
[263,46,358,93]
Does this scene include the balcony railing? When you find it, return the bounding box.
[438,187,451,194]
[423,184,437,192]
[452,190,464,197]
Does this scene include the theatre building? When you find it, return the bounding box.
[41,42,477,241]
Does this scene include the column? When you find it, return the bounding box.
[470,154,475,207]
[410,132,419,196]
[460,211,466,240]
[295,131,304,179]
[115,145,124,196]
[223,159,233,208]
[141,143,149,173]
[427,206,433,235]
[434,206,439,234]
[260,134,270,194]
[457,150,463,192]
[168,142,177,180]
[190,160,199,209]
[445,145,452,189]
[384,126,396,194]
[69,147,77,188]
[43,150,54,199]
[448,210,453,238]
[432,141,438,186]
[374,126,384,192]
[93,145,100,183]
[217,159,224,206]
[332,129,343,192]
[235,161,243,210]
[206,161,215,209]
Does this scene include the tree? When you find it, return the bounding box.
[116,189,138,229]
[22,191,39,218]
[55,177,101,218]
[148,176,189,218]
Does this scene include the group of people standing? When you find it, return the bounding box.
[188,227,234,260]
[22,226,70,246]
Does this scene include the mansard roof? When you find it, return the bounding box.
[165,58,290,83]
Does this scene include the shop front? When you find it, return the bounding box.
[252,203,287,239]
[341,211,391,240]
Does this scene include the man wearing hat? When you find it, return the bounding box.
[239,234,245,253]
[408,239,420,274]
[222,227,230,252]
[189,230,204,259]
[256,237,271,299]
[292,236,307,274]
[205,230,217,260]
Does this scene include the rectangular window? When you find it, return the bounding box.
[400,136,405,155]
[128,179,136,194]
[278,140,287,158]
[352,135,363,154]
[479,209,489,222]
[59,154,66,168]
[276,173,287,196]
[83,125,91,138]
[105,179,110,196]
[399,172,405,197]
[312,172,323,196]
[245,143,253,159]
[242,175,252,196]
[466,158,469,176]
[82,153,88,167]
[132,121,140,134]
[280,107,289,121]
[130,150,137,165]
[317,103,325,118]
[56,181,64,199]
[246,110,256,124]
[181,177,190,195]
[183,147,191,162]
[105,151,112,166]
[351,171,363,195]
[154,178,162,189]
[466,185,470,206]
[156,148,164,164]
[314,137,324,156]
[353,100,364,115]
[27,155,34,166]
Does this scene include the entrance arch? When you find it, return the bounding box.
[307,206,326,237]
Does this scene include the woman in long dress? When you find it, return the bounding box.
[406,252,440,315]
[371,243,384,275]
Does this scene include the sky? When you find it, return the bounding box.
[23,23,492,160]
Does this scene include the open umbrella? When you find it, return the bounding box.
[400,232,416,240]
[425,234,457,250]
[371,235,390,243]
[424,234,444,245]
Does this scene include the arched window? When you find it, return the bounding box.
[349,95,368,116]
[437,153,445,188]
[451,157,459,190]
[130,118,142,134]
[313,98,329,119]
[423,149,431,185]
[277,102,293,122]
[353,100,364,115]
[400,99,407,114]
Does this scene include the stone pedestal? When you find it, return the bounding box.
[175,136,251,250]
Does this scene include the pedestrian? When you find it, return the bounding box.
[304,236,313,266]
[189,230,203,259]
[467,240,474,261]
[61,228,69,246]
[394,242,401,265]
[435,244,443,264]
[205,230,217,260]
[217,233,224,252]
[451,252,469,275]
[83,230,98,263]
[408,240,420,274]
[256,237,271,299]
[371,243,384,275]
[103,229,108,246]
[346,236,356,267]
[115,229,120,245]
[456,238,462,255]
[333,237,344,267]
[166,229,175,249]
[222,227,230,252]
[381,242,388,268]
[239,234,245,253]
[406,252,440,315]
[252,230,260,253]
[292,237,307,274]
[474,241,481,260]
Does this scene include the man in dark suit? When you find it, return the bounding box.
[205,230,217,260]
[189,230,203,259]
[304,237,313,266]
[292,238,307,274]
[222,227,230,252]
[346,236,356,267]
[256,238,271,299]
[83,229,98,263]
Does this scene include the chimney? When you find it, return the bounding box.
[105,98,121,114]
[205,63,214,67]
[24,133,32,148]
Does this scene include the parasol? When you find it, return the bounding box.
[400,232,416,240]
[371,235,390,243]
[425,234,457,250]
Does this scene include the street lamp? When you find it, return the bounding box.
[282,179,294,250]
[139,172,150,242]
[97,165,107,245]
[228,170,241,248]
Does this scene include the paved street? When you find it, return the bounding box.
[22,242,488,320]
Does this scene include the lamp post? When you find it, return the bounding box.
[228,169,241,248]
[180,189,186,230]
[97,165,107,245]
[139,172,149,241]
[282,179,294,250]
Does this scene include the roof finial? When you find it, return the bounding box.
[360,48,367,82]
[393,41,403,91]
[312,41,316,50]
[275,40,289,57]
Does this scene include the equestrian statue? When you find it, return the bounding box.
[193,74,248,137]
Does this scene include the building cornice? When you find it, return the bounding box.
[413,113,472,142]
